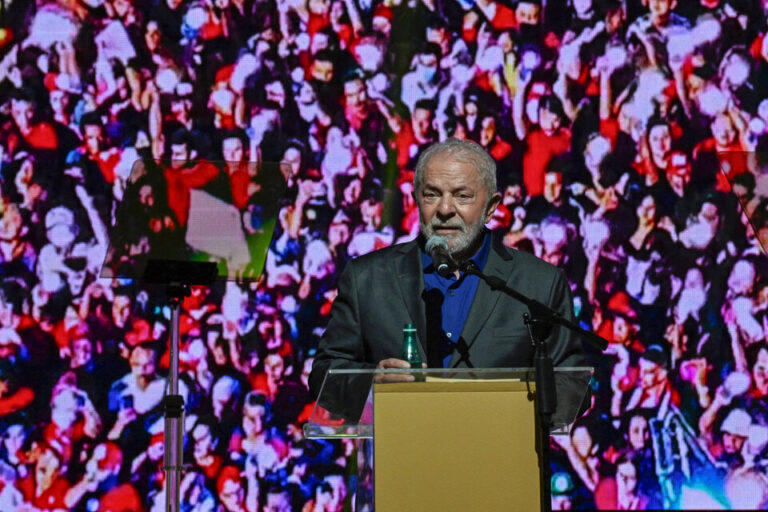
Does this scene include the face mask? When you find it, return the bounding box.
[417,64,437,83]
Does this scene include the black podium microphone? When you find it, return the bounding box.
[425,236,457,278]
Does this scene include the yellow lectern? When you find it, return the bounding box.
[305,368,592,512]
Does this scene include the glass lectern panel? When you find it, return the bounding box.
[101,158,290,282]
[304,367,593,439]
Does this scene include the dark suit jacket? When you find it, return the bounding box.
[309,234,589,399]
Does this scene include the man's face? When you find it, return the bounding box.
[539,107,560,134]
[130,346,156,382]
[265,81,286,108]
[612,316,631,343]
[328,222,350,246]
[145,21,162,50]
[722,432,746,454]
[573,0,592,16]
[0,204,23,242]
[170,143,189,167]
[0,295,12,327]
[411,108,433,140]
[668,166,691,196]
[35,448,60,489]
[264,491,292,512]
[311,59,334,83]
[415,152,500,256]
[49,90,69,114]
[728,260,755,296]
[372,16,391,38]
[649,0,673,23]
[344,79,367,111]
[3,425,25,454]
[192,424,214,459]
[571,426,593,459]
[220,479,243,512]
[712,114,736,147]
[243,403,265,437]
[222,137,244,163]
[639,358,664,388]
[10,99,33,130]
[308,0,329,14]
[616,461,638,495]
[648,125,671,163]
[628,415,649,450]
[515,1,541,25]
[479,117,496,147]
[112,295,131,327]
[752,348,768,396]
[66,265,88,297]
[264,354,285,383]
[415,53,438,83]
[71,337,93,368]
[543,172,562,203]
[503,184,523,206]
[637,195,656,224]
[541,222,567,266]
[360,199,382,226]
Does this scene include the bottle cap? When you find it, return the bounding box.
[403,323,416,332]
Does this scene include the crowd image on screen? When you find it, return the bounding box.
[2,0,768,509]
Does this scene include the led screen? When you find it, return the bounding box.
[1,0,768,509]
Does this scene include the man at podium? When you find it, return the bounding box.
[309,138,587,397]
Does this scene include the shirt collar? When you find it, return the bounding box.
[421,230,492,275]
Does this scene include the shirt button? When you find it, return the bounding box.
[446,332,452,338]
[449,292,455,296]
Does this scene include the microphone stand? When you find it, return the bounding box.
[461,261,607,512]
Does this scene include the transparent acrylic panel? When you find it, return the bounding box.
[101,158,290,282]
[304,367,593,439]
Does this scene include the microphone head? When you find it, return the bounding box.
[425,236,455,277]
[425,235,449,254]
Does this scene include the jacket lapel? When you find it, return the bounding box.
[451,237,515,366]
[392,240,428,356]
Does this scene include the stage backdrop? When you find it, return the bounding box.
[1,0,768,509]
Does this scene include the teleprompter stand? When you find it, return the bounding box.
[144,259,217,512]
[100,158,289,512]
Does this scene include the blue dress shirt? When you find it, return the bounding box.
[421,232,492,367]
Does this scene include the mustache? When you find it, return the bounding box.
[428,220,466,229]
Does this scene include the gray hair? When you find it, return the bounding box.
[413,138,497,196]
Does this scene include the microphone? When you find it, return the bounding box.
[425,236,457,278]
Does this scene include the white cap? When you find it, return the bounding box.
[721,409,751,437]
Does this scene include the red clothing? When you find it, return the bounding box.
[523,128,571,197]
[197,454,224,481]
[228,167,252,210]
[24,123,59,150]
[490,3,517,31]
[98,483,144,512]
[307,13,330,36]
[16,474,70,511]
[163,161,220,227]
[0,387,34,415]
[489,137,513,161]
[393,122,419,169]
[599,118,620,147]
[87,148,122,185]
[693,138,747,192]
